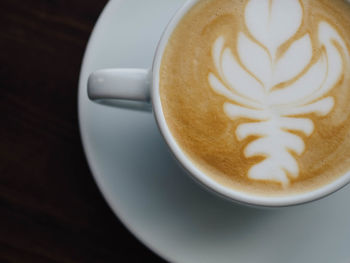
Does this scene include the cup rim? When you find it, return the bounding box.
[151,0,350,207]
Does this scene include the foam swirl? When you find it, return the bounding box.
[209,0,349,186]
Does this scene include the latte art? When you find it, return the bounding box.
[208,0,350,186]
[160,0,350,195]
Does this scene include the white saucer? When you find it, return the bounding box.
[78,1,350,262]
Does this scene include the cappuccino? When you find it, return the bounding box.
[160,0,350,196]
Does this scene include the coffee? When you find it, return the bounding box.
[160,0,350,196]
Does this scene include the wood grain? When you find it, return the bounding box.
[0,0,164,262]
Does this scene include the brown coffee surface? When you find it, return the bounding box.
[159,0,350,196]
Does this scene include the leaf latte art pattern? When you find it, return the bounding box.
[209,0,350,186]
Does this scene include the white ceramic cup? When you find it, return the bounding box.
[87,0,350,207]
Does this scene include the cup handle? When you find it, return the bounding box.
[87,68,151,111]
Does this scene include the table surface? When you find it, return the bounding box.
[0,0,164,262]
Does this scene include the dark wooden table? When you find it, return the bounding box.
[0,0,165,262]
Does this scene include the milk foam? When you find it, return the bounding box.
[209,0,349,186]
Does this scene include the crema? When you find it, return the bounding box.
[160,0,350,196]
